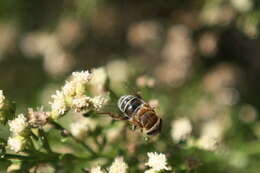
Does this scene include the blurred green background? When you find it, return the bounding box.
[1,0,260,172]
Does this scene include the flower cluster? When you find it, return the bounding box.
[49,70,108,120]
[145,152,171,173]
[89,156,128,173]
[7,114,29,152]
[70,118,97,139]
[90,166,103,173]
[109,157,129,173]
[4,69,109,153]
[171,118,192,143]
[89,153,170,173]
[27,107,50,128]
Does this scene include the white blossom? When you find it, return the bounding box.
[27,107,50,128]
[197,135,219,151]
[8,136,26,152]
[70,118,96,139]
[106,60,129,91]
[49,90,67,118]
[71,95,92,113]
[89,67,107,92]
[8,114,28,136]
[171,118,192,142]
[90,166,104,173]
[109,157,128,173]
[145,152,171,172]
[91,95,108,111]
[0,90,5,109]
[62,81,77,98]
[72,70,92,84]
[196,120,223,151]
[230,0,252,12]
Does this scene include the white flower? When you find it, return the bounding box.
[171,118,192,142]
[71,95,92,113]
[70,118,97,138]
[0,90,5,109]
[62,81,77,98]
[196,120,223,151]
[8,114,28,136]
[90,67,107,91]
[145,152,171,172]
[8,136,26,152]
[109,157,128,173]
[72,70,92,84]
[106,60,129,92]
[27,107,50,128]
[144,169,157,173]
[50,90,67,118]
[230,0,252,12]
[197,135,219,151]
[90,166,104,173]
[91,95,108,111]
[71,95,108,113]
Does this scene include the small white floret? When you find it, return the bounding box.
[109,157,128,173]
[90,67,107,88]
[62,81,77,98]
[90,166,104,173]
[171,118,192,142]
[71,96,92,113]
[72,70,92,84]
[91,95,108,111]
[70,118,96,138]
[145,152,171,171]
[50,90,67,116]
[8,114,28,136]
[8,136,26,152]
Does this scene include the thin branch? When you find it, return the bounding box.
[38,129,53,153]
[49,120,97,157]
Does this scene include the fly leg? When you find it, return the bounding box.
[96,112,128,121]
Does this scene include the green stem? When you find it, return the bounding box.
[2,153,59,162]
[2,154,29,160]
[38,129,53,153]
[94,137,102,151]
[50,120,97,156]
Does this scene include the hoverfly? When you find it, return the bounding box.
[99,93,162,136]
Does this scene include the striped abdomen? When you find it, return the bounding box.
[118,95,144,118]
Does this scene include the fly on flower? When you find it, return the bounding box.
[98,93,162,136]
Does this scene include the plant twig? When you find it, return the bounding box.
[50,120,97,156]
[38,129,53,153]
